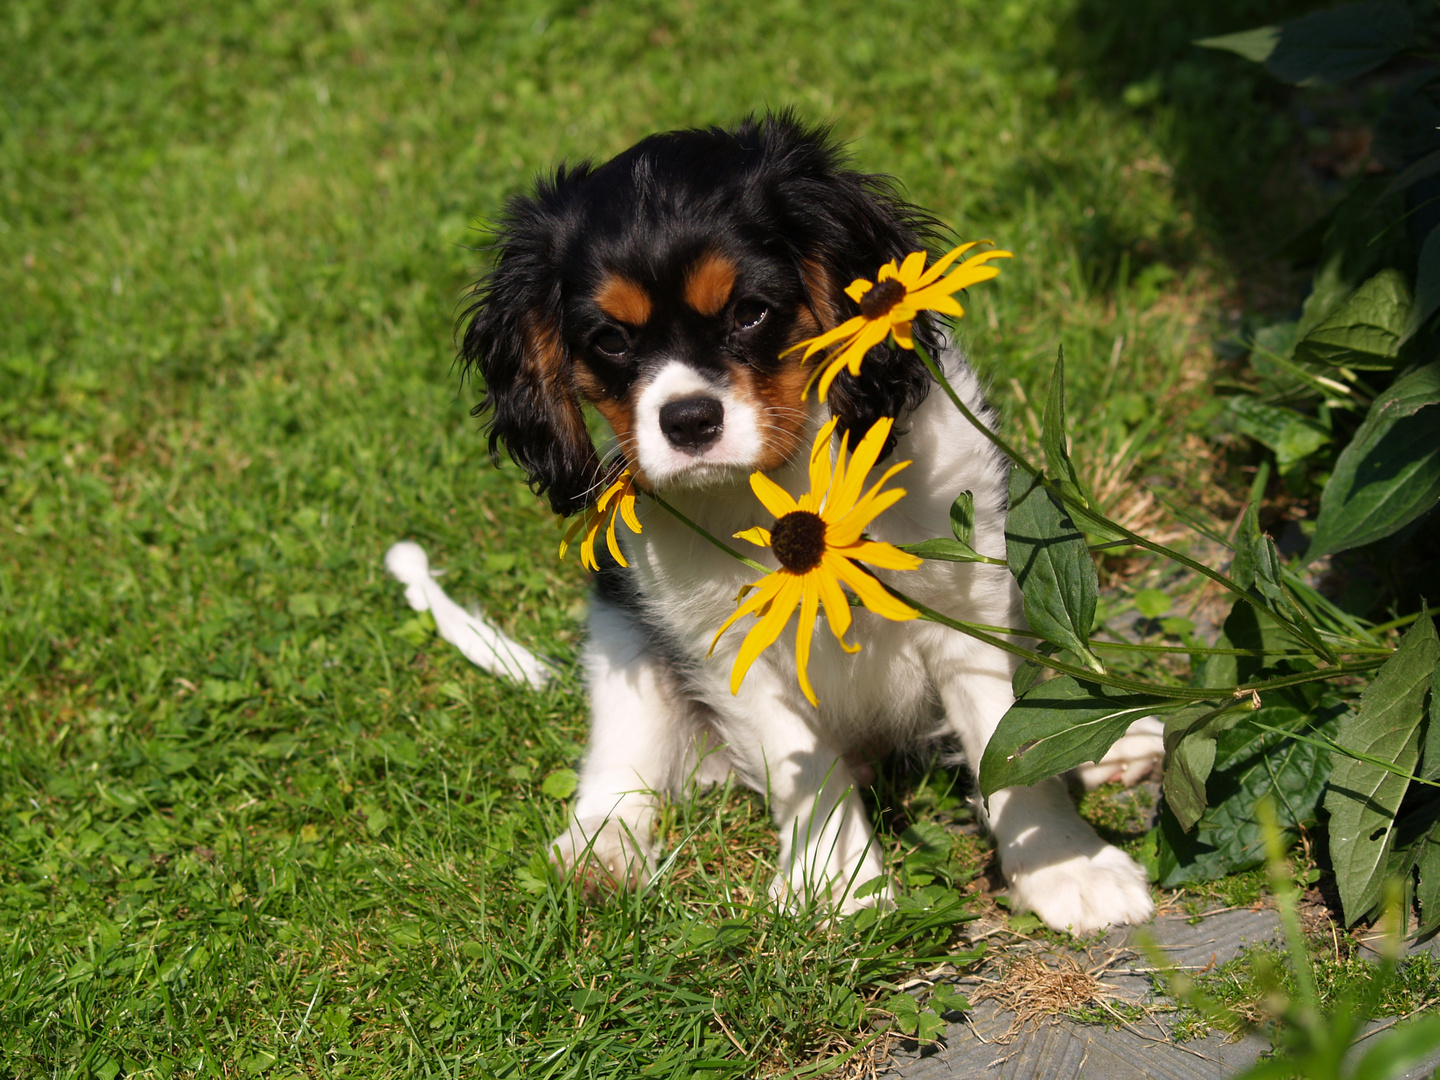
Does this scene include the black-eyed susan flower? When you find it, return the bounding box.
[791,241,1012,402]
[559,469,641,571]
[711,417,921,707]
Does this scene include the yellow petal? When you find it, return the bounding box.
[815,321,890,400]
[730,576,803,694]
[897,250,927,287]
[914,241,983,288]
[814,563,859,653]
[826,417,894,521]
[604,507,628,568]
[799,417,837,512]
[874,258,901,282]
[836,538,924,571]
[711,571,788,653]
[891,321,914,349]
[796,316,866,361]
[619,488,642,534]
[783,317,857,361]
[793,577,822,707]
[734,526,773,547]
[750,471,800,519]
[828,469,910,547]
[828,554,919,621]
[844,278,874,303]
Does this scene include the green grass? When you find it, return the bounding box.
[2,0,1320,1074]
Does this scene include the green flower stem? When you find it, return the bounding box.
[649,492,771,574]
[888,584,1388,701]
[909,340,1336,660]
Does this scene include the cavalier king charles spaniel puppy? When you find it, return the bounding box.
[460,112,1160,932]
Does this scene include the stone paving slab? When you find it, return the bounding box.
[884,909,1440,1079]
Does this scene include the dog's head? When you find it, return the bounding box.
[460,112,943,516]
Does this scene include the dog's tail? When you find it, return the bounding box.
[384,541,551,689]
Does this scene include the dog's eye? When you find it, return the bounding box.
[733,300,768,331]
[593,328,629,357]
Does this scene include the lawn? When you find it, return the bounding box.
[1,0,1328,1075]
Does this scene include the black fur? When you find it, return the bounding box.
[459,110,947,516]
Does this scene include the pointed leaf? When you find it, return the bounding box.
[1403,224,1440,343]
[979,675,1172,795]
[1006,468,1103,673]
[1264,2,1413,86]
[899,537,992,563]
[1418,818,1440,935]
[1325,611,1439,923]
[1307,360,1440,561]
[1196,26,1279,63]
[1161,703,1249,832]
[1041,348,1087,508]
[1293,268,1411,368]
[1158,699,1341,886]
[949,490,975,547]
[1350,1014,1440,1080]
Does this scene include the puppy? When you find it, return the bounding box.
[461,112,1158,932]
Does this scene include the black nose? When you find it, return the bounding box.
[659,395,724,452]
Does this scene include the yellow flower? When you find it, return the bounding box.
[559,470,641,571]
[790,241,1012,402]
[710,417,921,707]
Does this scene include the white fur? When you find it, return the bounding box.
[632,360,766,486]
[550,348,1156,933]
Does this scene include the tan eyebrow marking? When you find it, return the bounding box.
[684,251,737,317]
[595,273,652,326]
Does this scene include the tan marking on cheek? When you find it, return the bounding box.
[683,251,737,317]
[800,258,845,330]
[573,361,651,489]
[595,274,652,326]
[731,362,812,473]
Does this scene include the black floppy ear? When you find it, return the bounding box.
[755,113,945,454]
[459,176,600,518]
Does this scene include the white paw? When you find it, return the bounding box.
[1072,716,1165,791]
[1007,844,1154,933]
[548,817,654,895]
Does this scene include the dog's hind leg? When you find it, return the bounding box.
[549,597,716,893]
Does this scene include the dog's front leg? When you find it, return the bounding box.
[924,626,1155,933]
[721,676,887,915]
[550,599,692,894]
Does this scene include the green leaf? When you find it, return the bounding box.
[1308,360,1440,561]
[1351,1014,1440,1080]
[899,537,992,563]
[1041,347,1088,508]
[1325,611,1439,924]
[1005,468,1103,673]
[1268,2,1412,86]
[1403,224,1440,343]
[1424,658,1440,783]
[1223,397,1331,472]
[1158,701,1339,886]
[1418,817,1440,935]
[949,490,975,546]
[1196,26,1280,63]
[1133,589,1170,619]
[541,769,578,800]
[1161,703,1249,832]
[979,675,1172,795]
[1293,268,1411,369]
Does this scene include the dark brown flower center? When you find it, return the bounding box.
[771,510,827,574]
[858,278,907,320]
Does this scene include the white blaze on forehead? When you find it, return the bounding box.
[631,360,763,486]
